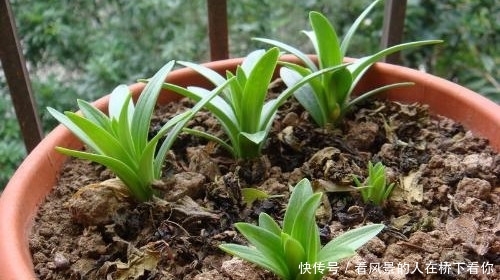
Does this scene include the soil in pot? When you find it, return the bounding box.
[30,82,499,280]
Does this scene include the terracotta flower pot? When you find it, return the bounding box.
[0,58,499,279]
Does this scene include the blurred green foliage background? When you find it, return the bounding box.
[1,0,498,188]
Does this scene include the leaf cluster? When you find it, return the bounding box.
[163,48,346,159]
[353,161,395,206]
[220,179,384,280]
[48,61,229,201]
[256,0,442,127]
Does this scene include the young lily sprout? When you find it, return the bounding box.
[353,161,395,206]
[163,48,348,159]
[220,178,384,280]
[255,0,442,127]
[48,61,231,202]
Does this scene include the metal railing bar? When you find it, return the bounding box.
[207,0,229,61]
[381,0,407,64]
[0,0,43,153]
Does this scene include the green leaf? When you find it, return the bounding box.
[290,193,322,253]
[348,82,414,109]
[309,11,342,68]
[356,161,396,205]
[240,48,279,132]
[341,0,382,55]
[166,84,240,136]
[240,49,266,75]
[55,147,151,201]
[264,64,350,129]
[64,112,135,164]
[219,244,289,279]
[306,218,321,265]
[316,247,356,265]
[240,131,267,145]
[283,178,314,234]
[258,212,282,235]
[177,61,227,86]
[108,85,134,123]
[253,37,318,71]
[229,68,245,115]
[280,66,327,126]
[318,224,384,263]
[76,99,113,132]
[348,40,443,82]
[182,127,234,156]
[234,223,288,276]
[115,94,137,158]
[153,77,233,177]
[281,232,306,279]
[328,68,352,112]
[384,183,395,200]
[279,62,321,92]
[242,188,271,206]
[47,107,102,153]
[131,61,175,153]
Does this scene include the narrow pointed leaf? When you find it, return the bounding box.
[108,85,133,121]
[178,61,227,86]
[283,178,314,234]
[341,0,382,55]
[316,247,357,264]
[348,82,414,109]
[240,48,279,132]
[318,224,384,262]
[281,233,306,279]
[291,193,322,250]
[234,223,288,275]
[152,112,191,178]
[132,61,175,152]
[64,112,135,165]
[76,100,112,132]
[328,67,352,109]
[219,244,289,279]
[280,67,326,126]
[116,95,137,158]
[162,84,240,141]
[309,11,342,68]
[348,40,443,81]
[263,64,350,129]
[258,212,282,235]
[182,128,234,156]
[306,219,321,264]
[154,78,233,177]
[55,147,151,201]
[240,49,266,75]
[240,131,267,145]
[47,107,102,153]
[254,37,318,71]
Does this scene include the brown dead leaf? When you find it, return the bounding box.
[390,214,412,230]
[108,241,168,280]
[312,179,358,193]
[391,171,423,203]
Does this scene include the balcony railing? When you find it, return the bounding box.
[0,0,407,153]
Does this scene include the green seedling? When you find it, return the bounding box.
[163,48,348,159]
[241,187,284,207]
[255,0,442,127]
[220,178,384,280]
[48,61,232,201]
[353,161,395,206]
